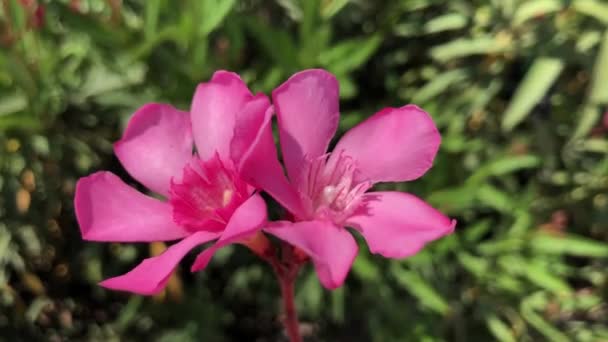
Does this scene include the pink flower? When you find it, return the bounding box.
[239,69,456,289]
[74,71,272,295]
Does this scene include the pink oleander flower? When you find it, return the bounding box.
[239,69,456,289]
[74,71,272,295]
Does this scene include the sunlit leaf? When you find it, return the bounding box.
[431,37,511,61]
[530,233,608,257]
[513,0,564,26]
[502,58,564,131]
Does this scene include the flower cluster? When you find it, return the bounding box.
[74,69,455,295]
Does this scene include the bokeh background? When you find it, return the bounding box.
[1,0,608,341]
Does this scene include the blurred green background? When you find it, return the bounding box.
[1,0,608,340]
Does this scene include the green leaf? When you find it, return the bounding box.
[0,113,41,131]
[300,0,321,45]
[391,265,450,315]
[7,0,27,33]
[114,296,144,331]
[476,184,514,213]
[319,35,383,75]
[431,37,511,62]
[513,0,564,26]
[571,104,602,139]
[200,0,236,35]
[295,271,323,316]
[478,238,524,255]
[144,0,163,41]
[0,92,27,116]
[74,63,146,102]
[276,0,303,20]
[530,233,608,257]
[321,0,351,18]
[463,219,492,243]
[457,252,489,277]
[330,287,345,322]
[589,31,608,104]
[352,254,381,282]
[521,294,569,342]
[428,186,477,214]
[245,18,299,71]
[572,0,608,25]
[486,314,517,342]
[411,69,468,103]
[467,155,541,184]
[502,58,564,132]
[424,13,468,34]
[524,262,572,295]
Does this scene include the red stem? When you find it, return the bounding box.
[270,241,304,342]
[278,269,301,342]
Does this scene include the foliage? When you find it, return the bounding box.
[1,0,607,340]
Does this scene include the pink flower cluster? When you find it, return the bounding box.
[74,69,455,294]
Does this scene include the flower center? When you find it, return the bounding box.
[169,155,249,232]
[298,151,371,222]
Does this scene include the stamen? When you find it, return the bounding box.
[169,155,248,232]
[298,151,371,223]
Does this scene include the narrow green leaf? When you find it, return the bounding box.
[530,233,608,257]
[463,219,492,243]
[431,37,511,62]
[476,184,514,213]
[478,238,524,255]
[424,13,468,34]
[457,252,489,277]
[295,272,323,316]
[411,69,467,103]
[276,0,303,20]
[7,0,27,33]
[513,0,564,26]
[300,0,320,44]
[576,30,602,52]
[319,35,382,75]
[321,0,351,18]
[352,254,381,282]
[428,186,477,214]
[245,19,299,71]
[330,287,345,322]
[524,263,572,295]
[114,296,144,331]
[74,63,146,101]
[486,314,517,342]
[200,0,236,35]
[502,58,564,131]
[144,0,163,41]
[589,31,608,104]
[572,0,608,25]
[391,265,450,315]
[571,104,601,139]
[0,92,27,116]
[467,155,541,184]
[521,294,569,342]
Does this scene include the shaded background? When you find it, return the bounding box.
[1,0,608,340]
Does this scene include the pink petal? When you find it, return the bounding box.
[273,69,340,183]
[114,103,193,196]
[235,105,304,216]
[230,94,272,165]
[346,191,456,258]
[100,231,219,295]
[75,172,189,242]
[265,220,358,289]
[190,71,254,162]
[333,105,441,183]
[190,193,267,271]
